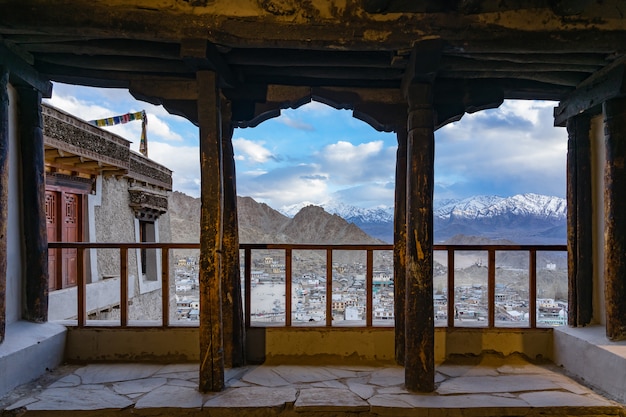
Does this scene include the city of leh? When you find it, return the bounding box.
[171,193,568,328]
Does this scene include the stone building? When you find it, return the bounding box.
[43,104,173,322]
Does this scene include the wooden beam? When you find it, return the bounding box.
[23,39,180,60]
[404,82,435,392]
[603,97,626,341]
[220,98,245,368]
[130,79,199,101]
[17,85,48,323]
[554,57,626,126]
[226,48,394,68]
[181,39,236,88]
[36,53,190,73]
[197,70,225,392]
[566,114,593,326]
[394,127,407,366]
[0,68,8,343]
[0,42,51,97]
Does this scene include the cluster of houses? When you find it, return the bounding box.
[171,251,568,327]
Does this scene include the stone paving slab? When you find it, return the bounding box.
[1,356,624,417]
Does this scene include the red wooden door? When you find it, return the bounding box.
[45,191,59,291]
[62,192,79,288]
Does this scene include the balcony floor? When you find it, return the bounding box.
[1,354,624,417]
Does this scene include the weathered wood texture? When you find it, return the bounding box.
[603,97,626,340]
[566,114,593,326]
[404,83,435,392]
[18,85,48,323]
[0,68,8,343]
[220,98,245,368]
[197,70,225,391]
[393,127,407,365]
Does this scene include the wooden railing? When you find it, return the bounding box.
[47,242,567,329]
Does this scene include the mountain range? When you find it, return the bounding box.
[170,192,566,246]
[279,193,566,244]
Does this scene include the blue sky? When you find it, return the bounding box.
[45,83,567,210]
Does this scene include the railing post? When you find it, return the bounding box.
[285,248,292,327]
[120,248,128,327]
[366,249,373,327]
[447,249,455,328]
[244,247,251,328]
[488,249,495,328]
[161,248,170,327]
[77,247,86,327]
[326,248,333,327]
[529,249,537,328]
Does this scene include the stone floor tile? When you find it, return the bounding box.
[74,363,163,384]
[47,374,82,388]
[272,365,340,383]
[368,393,422,413]
[437,374,561,395]
[368,367,405,387]
[311,379,347,389]
[240,366,291,387]
[167,378,199,388]
[226,379,251,388]
[496,363,554,375]
[295,387,370,412]
[405,393,530,409]
[435,372,447,383]
[519,390,617,407]
[346,380,376,399]
[437,364,499,378]
[377,386,410,395]
[4,396,39,411]
[23,385,134,410]
[134,385,205,409]
[204,386,296,408]
[155,363,198,375]
[323,367,363,379]
[112,377,168,395]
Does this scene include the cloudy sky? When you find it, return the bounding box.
[45,83,567,210]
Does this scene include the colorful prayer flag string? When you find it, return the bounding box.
[89,110,148,156]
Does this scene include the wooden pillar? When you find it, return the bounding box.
[566,114,593,327]
[18,85,48,323]
[404,83,435,392]
[220,98,245,368]
[197,70,225,391]
[0,68,9,342]
[603,97,626,340]
[394,127,407,365]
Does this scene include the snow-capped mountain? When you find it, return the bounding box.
[279,193,566,244]
[435,194,566,221]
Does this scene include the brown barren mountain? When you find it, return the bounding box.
[169,191,383,245]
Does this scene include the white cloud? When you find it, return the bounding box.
[147,142,200,197]
[233,138,276,163]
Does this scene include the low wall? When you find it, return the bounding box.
[64,325,553,365]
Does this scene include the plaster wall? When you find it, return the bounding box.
[590,114,606,325]
[5,83,22,325]
[1,83,66,400]
[64,327,553,364]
